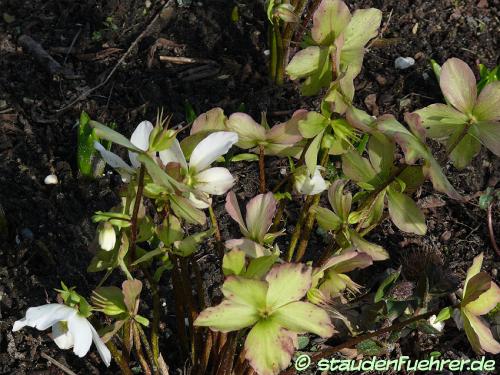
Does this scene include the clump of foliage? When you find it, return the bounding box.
[13,1,500,374]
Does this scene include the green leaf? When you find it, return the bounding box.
[298,112,329,139]
[77,111,99,177]
[387,187,426,235]
[131,248,165,266]
[230,153,259,162]
[305,130,324,175]
[470,121,500,157]
[342,150,378,185]
[435,306,453,323]
[134,315,149,327]
[92,286,127,316]
[356,339,385,356]
[448,133,482,169]
[169,195,206,225]
[473,81,500,121]
[222,249,247,276]
[90,121,141,152]
[122,279,142,313]
[243,254,279,279]
[173,228,214,257]
[374,270,400,303]
[156,216,183,246]
[137,154,182,193]
[311,206,343,231]
[349,230,389,261]
[244,319,297,375]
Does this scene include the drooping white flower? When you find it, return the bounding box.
[13,304,111,366]
[159,131,238,208]
[98,222,116,251]
[294,166,328,195]
[428,314,445,332]
[94,120,154,181]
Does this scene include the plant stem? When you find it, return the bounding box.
[282,306,451,375]
[170,257,189,356]
[133,322,152,375]
[209,205,224,257]
[136,323,158,374]
[487,201,500,256]
[295,193,321,261]
[106,340,133,375]
[130,164,146,261]
[145,272,160,366]
[259,145,267,193]
[287,195,314,261]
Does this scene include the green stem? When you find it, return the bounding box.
[133,322,152,375]
[106,340,133,375]
[259,144,266,193]
[129,164,146,262]
[136,323,158,374]
[209,205,224,257]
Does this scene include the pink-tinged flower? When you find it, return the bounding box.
[224,191,283,258]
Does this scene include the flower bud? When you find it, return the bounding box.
[99,222,116,251]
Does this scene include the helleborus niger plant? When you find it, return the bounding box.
[14,1,500,374]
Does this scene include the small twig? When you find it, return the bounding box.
[159,55,214,64]
[487,201,500,256]
[40,353,78,375]
[64,28,82,64]
[56,1,175,112]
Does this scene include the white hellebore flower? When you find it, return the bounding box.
[294,166,328,195]
[99,222,116,251]
[94,120,154,181]
[159,131,238,208]
[428,314,445,332]
[13,304,111,366]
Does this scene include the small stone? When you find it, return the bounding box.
[414,51,425,60]
[395,56,415,70]
[44,174,58,185]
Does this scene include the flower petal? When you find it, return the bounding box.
[227,113,266,149]
[244,319,297,375]
[414,104,469,140]
[469,121,500,157]
[245,192,277,242]
[222,276,268,309]
[294,166,328,195]
[225,191,248,234]
[195,167,235,195]
[463,309,500,354]
[194,300,259,332]
[465,281,500,316]
[129,121,154,167]
[158,139,188,170]
[68,314,93,358]
[89,323,112,366]
[463,253,484,296]
[94,142,135,174]
[311,0,351,45]
[225,238,271,258]
[266,110,307,145]
[189,131,238,172]
[188,192,211,209]
[191,107,227,135]
[439,58,477,114]
[13,304,76,332]
[473,81,500,121]
[272,301,335,338]
[266,263,312,310]
[52,321,75,349]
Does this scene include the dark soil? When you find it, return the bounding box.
[0,0,499,374]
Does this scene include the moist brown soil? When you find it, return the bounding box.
[0,0,499,374]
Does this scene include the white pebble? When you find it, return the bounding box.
[44,174,58,185]
[394,57,415,70]
[263,49,270,56]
